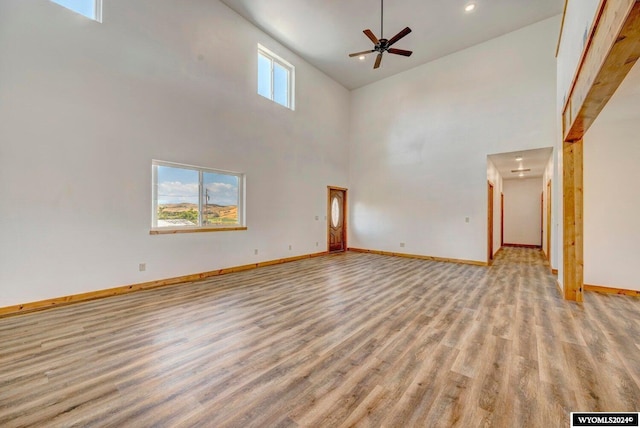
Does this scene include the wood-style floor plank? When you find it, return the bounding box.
[1,248,639,427]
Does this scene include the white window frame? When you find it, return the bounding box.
[151,160,246,233]
[257,44,295,110]
[50,0,103,22]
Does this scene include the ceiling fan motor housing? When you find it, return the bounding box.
[376,39,389,52]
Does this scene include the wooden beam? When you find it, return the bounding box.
[563,139,584,302]
[561,1,640,303]
[563,0,640,141]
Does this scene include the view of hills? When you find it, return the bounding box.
[158,203,238,225]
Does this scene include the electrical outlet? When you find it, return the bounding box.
[315,215,319,221]
[400,243,405,248]
[139,263,146,272]
[465,217,470,223]
[254,249,258,255]
[316,242,319,246]
[289,244,292,250]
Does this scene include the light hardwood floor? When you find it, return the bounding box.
[1,248,639,427]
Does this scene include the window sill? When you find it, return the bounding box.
[150,227,247,235]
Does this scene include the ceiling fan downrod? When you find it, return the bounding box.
[381,0,384,39]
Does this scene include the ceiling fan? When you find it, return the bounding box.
[349,0,413,69]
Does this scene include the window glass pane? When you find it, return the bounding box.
[156,166,199,227]
[273,62,289,107]
[51,0,96,20]
[331,197,340,227]
[257,53,272,99]
[203,172,239,225]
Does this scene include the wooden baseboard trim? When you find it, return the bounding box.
[551,268,558,275]
[348,247,487,267]
[502,243,542,249]
[0,251,329,318]
[584,284,640,297]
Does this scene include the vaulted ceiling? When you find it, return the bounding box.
[220,0,564,89]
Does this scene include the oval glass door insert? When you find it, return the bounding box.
[331,197,340,227]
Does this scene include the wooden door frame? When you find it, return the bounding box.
[327,186,348,253]
[487,181,494,264]
[500,193,504,247]
[540,192,544,248]
[559,0,640,301]
[546,180,552,262]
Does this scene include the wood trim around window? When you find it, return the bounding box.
[150,227,247,235]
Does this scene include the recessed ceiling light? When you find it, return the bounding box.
[465,3,476,12]
[358,55,366,61]
[515,156,523,162]
[519,173,524,177]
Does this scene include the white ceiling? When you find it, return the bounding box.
[488,148,553,180]
[220,0,564,89]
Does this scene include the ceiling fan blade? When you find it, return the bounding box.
[374,53,383,69]
[388,48,413,57]
[387,27,412,47]
[348,50,376,57]
[363,29,379,45]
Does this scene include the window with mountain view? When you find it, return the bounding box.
[50,0,102,22]
[151,161,245,231]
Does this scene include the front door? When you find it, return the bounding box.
[328,187,347,252]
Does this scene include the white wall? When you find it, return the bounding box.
[0,0,350,307]
[503,178,543,246]
[348,17,559,263]
[583,61,640,291]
